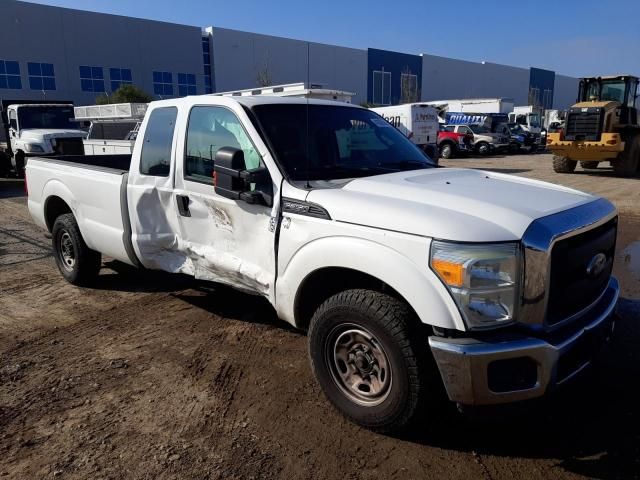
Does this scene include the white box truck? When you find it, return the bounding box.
[370,104,439,159]
[426,98,515,114]
[509,105,543,135]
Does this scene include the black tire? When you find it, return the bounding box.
[508,143,520,154]
[476,142,490,155]
[14,151,25,178]
[613,134,640,177]
[52,213,101,285]
[308,289,435,432]
[0,152,9,177]
[439,143,455,159]
[580,161,599,169]
[552,155,577,173]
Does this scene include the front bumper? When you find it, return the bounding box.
[547,133,625,161]
[429,277,619,406]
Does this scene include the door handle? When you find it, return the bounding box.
[176,194,191,217]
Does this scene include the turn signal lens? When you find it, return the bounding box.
[431,259,464,287]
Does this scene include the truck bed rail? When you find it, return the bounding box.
[37,154,132,174]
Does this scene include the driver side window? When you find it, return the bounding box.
[184,106,261,185]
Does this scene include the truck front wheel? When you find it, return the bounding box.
[439,143,455,159]
[14,151,26,178]
[308,289,434,432]
[552,155,577,173]
[52,213,102,285]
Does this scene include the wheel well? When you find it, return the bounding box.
[293,267,414,331]
[44,196,72,232]
[439,140,455,148]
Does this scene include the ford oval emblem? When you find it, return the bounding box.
[586,252,607,278]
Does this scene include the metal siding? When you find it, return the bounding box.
[553,74,580,109]
[421,54,530,106]
[0,1,203,105]
[211,28,367,104]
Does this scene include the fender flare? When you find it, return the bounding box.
[41,179,96,249]
[275,236,465,331]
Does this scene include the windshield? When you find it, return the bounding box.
[251,104,436,182]
[507,123,524,134]
[584,80,627,103]
[17,106,77,130]
[529,114,540,127]
[468,124,490,134]
[600,81,626,102]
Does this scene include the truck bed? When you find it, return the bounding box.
[26,154,136,267]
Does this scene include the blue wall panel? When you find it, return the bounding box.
[367,48,422,105]
[529,67,555,108]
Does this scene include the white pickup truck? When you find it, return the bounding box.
[1,103,87,177]
[27,95,620,432]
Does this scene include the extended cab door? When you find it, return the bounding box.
[172,103,278,300]
[128,105,185,269]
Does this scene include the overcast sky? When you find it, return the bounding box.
[27,0,640,78]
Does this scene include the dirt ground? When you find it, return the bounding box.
[1,154,639,479]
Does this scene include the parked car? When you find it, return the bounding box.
[445,124,510,155]
[26,95,620,433]
[437,125,474,158]
[504,122,539,153]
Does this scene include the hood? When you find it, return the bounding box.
[20,129,87,141]
[306,168,595,242]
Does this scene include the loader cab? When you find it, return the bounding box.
[578,75,638,108]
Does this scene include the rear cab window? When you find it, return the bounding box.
[139,107,177,177]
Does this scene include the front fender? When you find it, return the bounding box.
[275,235,465,331]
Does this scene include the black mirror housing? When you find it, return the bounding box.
[213,146,272,206]
[214,147,247,200]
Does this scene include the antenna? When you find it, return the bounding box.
[305,42,311,189]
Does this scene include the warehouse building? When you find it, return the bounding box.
[0,1,579,109]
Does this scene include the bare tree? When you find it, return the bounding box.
[400,66,420,104]
[256,55,273,87]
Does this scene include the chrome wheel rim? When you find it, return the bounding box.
[59,232,75,271]
[325,324,392,406]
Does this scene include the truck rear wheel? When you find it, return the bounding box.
[52,213,101,285]
[552,155,577,173]
[580,161,599,169]
[613,134,640,177]
[308,289,435,432]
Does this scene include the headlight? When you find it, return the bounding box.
[430,240,520,330]
[24,144,45,153]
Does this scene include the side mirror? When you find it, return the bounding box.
[213,147,271,206]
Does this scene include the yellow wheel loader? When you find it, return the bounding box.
[547,75,640,177]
